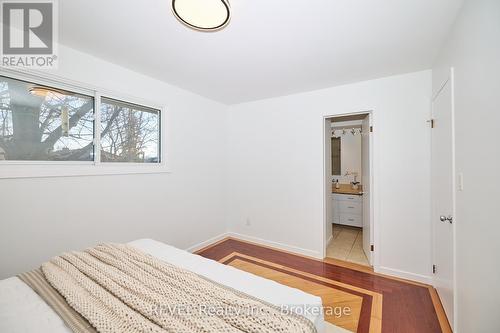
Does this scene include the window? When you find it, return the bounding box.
[100,98,160,163]
[0,73,165,177]
[0,76,94,161]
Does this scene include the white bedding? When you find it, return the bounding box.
[0,239,324,333]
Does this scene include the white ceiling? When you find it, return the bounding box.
[60,0,463,104]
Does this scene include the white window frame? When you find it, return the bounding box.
[0,68,169,179]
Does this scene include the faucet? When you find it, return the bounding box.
[344,171,359,184]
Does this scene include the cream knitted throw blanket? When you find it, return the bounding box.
[41,243,317,333]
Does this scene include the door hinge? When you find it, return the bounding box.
[428,119,435,128]
[370,245,374,252]
[369,126,373,133]
[432,264,437,274]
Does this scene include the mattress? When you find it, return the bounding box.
[0,239,325,333]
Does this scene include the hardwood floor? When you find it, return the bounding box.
[197,237,451,333]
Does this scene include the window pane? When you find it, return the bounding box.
[0,76,94,161]
[100,98,160,163]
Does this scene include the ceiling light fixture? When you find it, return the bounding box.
[172,0,231,32]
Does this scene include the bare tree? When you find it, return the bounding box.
[100,103,159,162]
[0,79,94,160]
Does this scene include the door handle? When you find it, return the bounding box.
[439,215,453,224]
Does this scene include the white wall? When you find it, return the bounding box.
[226,71,433,281]
[433,0,500,331]
[331,120,362,184]
[0,45,228,279]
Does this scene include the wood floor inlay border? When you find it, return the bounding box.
[221,253,381,333]
[197,237,451,333]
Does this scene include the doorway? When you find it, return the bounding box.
[324,113,373,267]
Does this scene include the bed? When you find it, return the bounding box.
[0,239,325,333]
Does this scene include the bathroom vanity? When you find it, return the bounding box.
[332,184,363,227]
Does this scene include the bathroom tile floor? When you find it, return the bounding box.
[326,225,370,266]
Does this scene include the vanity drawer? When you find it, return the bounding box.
[339,201,362,214]
[332,194,362,202]
[340,214,362,227]
[331,197,340,223]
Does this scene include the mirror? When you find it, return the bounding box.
[331,137,341,175]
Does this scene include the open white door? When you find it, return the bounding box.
[324,118,333,255]
[431,69,455,328]
[361,115,372,264]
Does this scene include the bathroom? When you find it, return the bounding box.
[326,113,372,267]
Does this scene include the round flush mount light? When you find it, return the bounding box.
[172,0,231,32]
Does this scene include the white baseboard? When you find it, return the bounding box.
[375,266,432,285]
[227,232,323,259]
[185,232,231,253]
[187,233,431,286]
[185,231,322,259]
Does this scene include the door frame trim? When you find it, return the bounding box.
[322,110,377,268]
